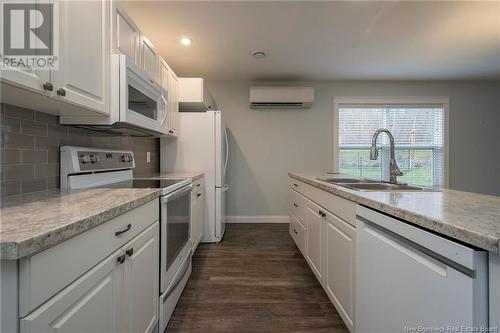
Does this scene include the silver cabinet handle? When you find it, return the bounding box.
[293,203,298,208]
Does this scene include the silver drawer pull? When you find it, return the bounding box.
[115,223,131,237]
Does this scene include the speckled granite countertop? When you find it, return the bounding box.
[290,173,500,254]
[0,172,203,260]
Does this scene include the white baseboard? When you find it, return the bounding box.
[226,215,289,223]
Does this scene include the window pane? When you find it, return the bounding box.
[395,149,435,187]
[338,105,444,187]
[339,149,382,180]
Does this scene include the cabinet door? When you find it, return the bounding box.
[55,0,110,114]
[159,58,169,92]
[20,249,124,333]
[167,70,179,135]
[0,0,51,94]
[191,191,203,250]
[123,222,159,333]
[113,3,140,63]
[325,211,355,331]
[305,201,324,281]
[140,35,158,83]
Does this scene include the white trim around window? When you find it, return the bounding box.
[332,97,449,188]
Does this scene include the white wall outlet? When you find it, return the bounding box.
[146,152,151,163]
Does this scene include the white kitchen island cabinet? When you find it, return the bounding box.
[288,177,356,332]
[305,201,325,282]
[324,210,356,331]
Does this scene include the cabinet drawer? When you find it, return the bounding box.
[289,213,306,255]
[19,199,159,317]
[192,177,204,192]
[289,189,307,226]
[289,177,356,227]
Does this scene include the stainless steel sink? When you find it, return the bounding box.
[339,183,432,191]
[317,177,439,192]
[318,177,378,184]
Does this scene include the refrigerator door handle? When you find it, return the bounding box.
[217,184,229,192]
[223,126,229,177]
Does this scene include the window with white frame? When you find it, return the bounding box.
[334,98,448,188]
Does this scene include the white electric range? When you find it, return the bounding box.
[60,146,193,332]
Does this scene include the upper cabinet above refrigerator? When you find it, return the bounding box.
[179,78,217,112]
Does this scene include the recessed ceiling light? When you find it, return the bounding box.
[252,50,267,59]
[180,37,192,46]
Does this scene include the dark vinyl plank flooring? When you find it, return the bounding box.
[166,223,349,333]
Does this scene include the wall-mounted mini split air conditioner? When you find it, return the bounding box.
[249,87,314,109]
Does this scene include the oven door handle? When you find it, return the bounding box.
[161,184,193,203]
[163,249,192,300]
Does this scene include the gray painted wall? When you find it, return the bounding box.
[208,80,500,217]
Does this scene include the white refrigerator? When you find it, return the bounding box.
[160,111,229,243]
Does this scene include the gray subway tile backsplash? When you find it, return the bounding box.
[1,103,160,196]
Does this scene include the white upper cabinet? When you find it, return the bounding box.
[112,3,140,64]
[159,57,169,92]
[0,0,50,94]
[140,34,159,83]
[178,78,216,111]
[167,69,179,135]
[54,0,110,115]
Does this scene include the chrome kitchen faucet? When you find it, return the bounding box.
[370,129,403,184]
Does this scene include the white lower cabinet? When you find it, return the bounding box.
[325,211,356,332]
[20,248,124,333]
[20,221,159,333]
[124,222,159,333]
[289,179,356,333]
[191,187,204,251]
[305,202,324,282]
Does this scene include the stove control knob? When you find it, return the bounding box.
[90,155,99,163]
[121,155,132,163]
[80,155,91,164]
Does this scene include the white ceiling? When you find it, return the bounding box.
[122,1,500,81]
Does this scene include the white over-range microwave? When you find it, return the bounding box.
[60,54,168,136]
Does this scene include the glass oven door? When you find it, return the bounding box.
[160,184,192,292]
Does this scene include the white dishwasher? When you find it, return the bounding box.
[356,206,488,333]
